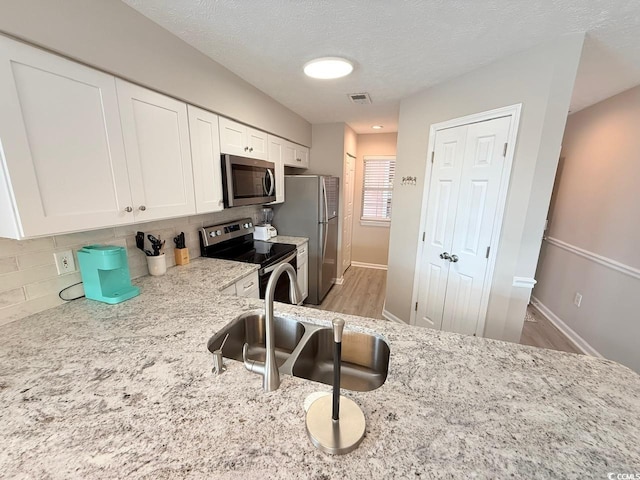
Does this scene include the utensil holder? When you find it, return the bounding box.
[147,253,167,276]
[174,248,189,266]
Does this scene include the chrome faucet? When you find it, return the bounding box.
[242,262,301,392]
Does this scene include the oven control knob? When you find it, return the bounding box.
[209,232,216,238]
[243,223,249,228]
[216,230,222,236]
[248,222,252,227]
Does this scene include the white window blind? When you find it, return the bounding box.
[361,156,396,223]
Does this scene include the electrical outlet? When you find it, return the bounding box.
[574,292,582,308]
[54,250,76,275]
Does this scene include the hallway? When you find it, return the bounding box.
[313,266,386,320]
[312,267,580,355]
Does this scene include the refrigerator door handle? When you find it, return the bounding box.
[320,220,328,260]
[321,177,329,223]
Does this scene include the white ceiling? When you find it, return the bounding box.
[122,0,640,133]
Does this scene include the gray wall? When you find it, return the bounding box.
[385,34,584,342]
[0,0,311,146]
[533,85,640,372]
[307,123,357,280]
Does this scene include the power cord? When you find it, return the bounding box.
[58,281,85,302]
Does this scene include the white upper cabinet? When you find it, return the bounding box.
[219,117,268,160]
[282,141,309,169]
[187,105,224,213]
[0,35,133,239]
[267,135,285,204]
[116,79,195,222]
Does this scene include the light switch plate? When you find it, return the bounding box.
[54,250,76,275]
[574,292,582,308]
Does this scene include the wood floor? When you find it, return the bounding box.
[313,266,580,355]
[519,306,582,354]
[312,266,387,320]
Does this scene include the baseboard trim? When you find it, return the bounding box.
[350,261,388,271]
[332,277,344,285]
[530,296,603,358]
[382,308,407,324]
[545,236,640,281]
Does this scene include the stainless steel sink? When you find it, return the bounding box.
[208,311,390,391]
[207,312,305,368]
[291,328,390,391]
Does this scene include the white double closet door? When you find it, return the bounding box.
[415,115,512,335]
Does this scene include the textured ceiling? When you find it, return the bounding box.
[122,0,640,133]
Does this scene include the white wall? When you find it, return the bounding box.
[533,85,640,372]
[352,133,398,267]
[385,34,585,342]
[0,0,310,146]
[0,206,261,327]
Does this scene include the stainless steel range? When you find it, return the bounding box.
[199,218,297,303]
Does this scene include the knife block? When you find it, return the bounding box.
[174,248,189,266]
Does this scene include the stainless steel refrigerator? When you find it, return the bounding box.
[272,175,339,305]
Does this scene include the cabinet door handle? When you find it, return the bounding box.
[439,252,451,260]
[244,146,249,152]
[297,158,301,162]
[139,205,147,211]
[450,254,459,263]
[244,281,254,289]
[249,147,254,152]
[124,206,133,213]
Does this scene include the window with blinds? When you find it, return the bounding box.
[361,156,396,225]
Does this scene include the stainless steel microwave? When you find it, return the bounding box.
[221,154,276,207]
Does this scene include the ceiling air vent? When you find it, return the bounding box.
[348,92,372,105]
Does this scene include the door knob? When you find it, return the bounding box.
[439,252,451,260]
[450,254,459,263]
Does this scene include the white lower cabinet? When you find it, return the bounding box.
[235,271,260,298]
[296,242,309,302]
[220,271,260,299]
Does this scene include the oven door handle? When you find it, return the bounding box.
[259,251,297,275]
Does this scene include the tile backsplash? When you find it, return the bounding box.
[0,205,261,327]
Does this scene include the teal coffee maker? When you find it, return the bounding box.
[77,245,140,304]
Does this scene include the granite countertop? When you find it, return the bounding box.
[268,235,309,247]
[192,257,259,291]
[0,259,639,479]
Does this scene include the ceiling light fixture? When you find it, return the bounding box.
[304,57,353,79]
[372,125,384,130]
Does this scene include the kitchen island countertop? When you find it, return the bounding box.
[0,258,638,479]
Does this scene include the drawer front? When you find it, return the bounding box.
[297,242,308,265]
[235,271,259,297]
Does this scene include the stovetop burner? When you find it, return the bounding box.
[208,238,295,268]
[199,217,295,269]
